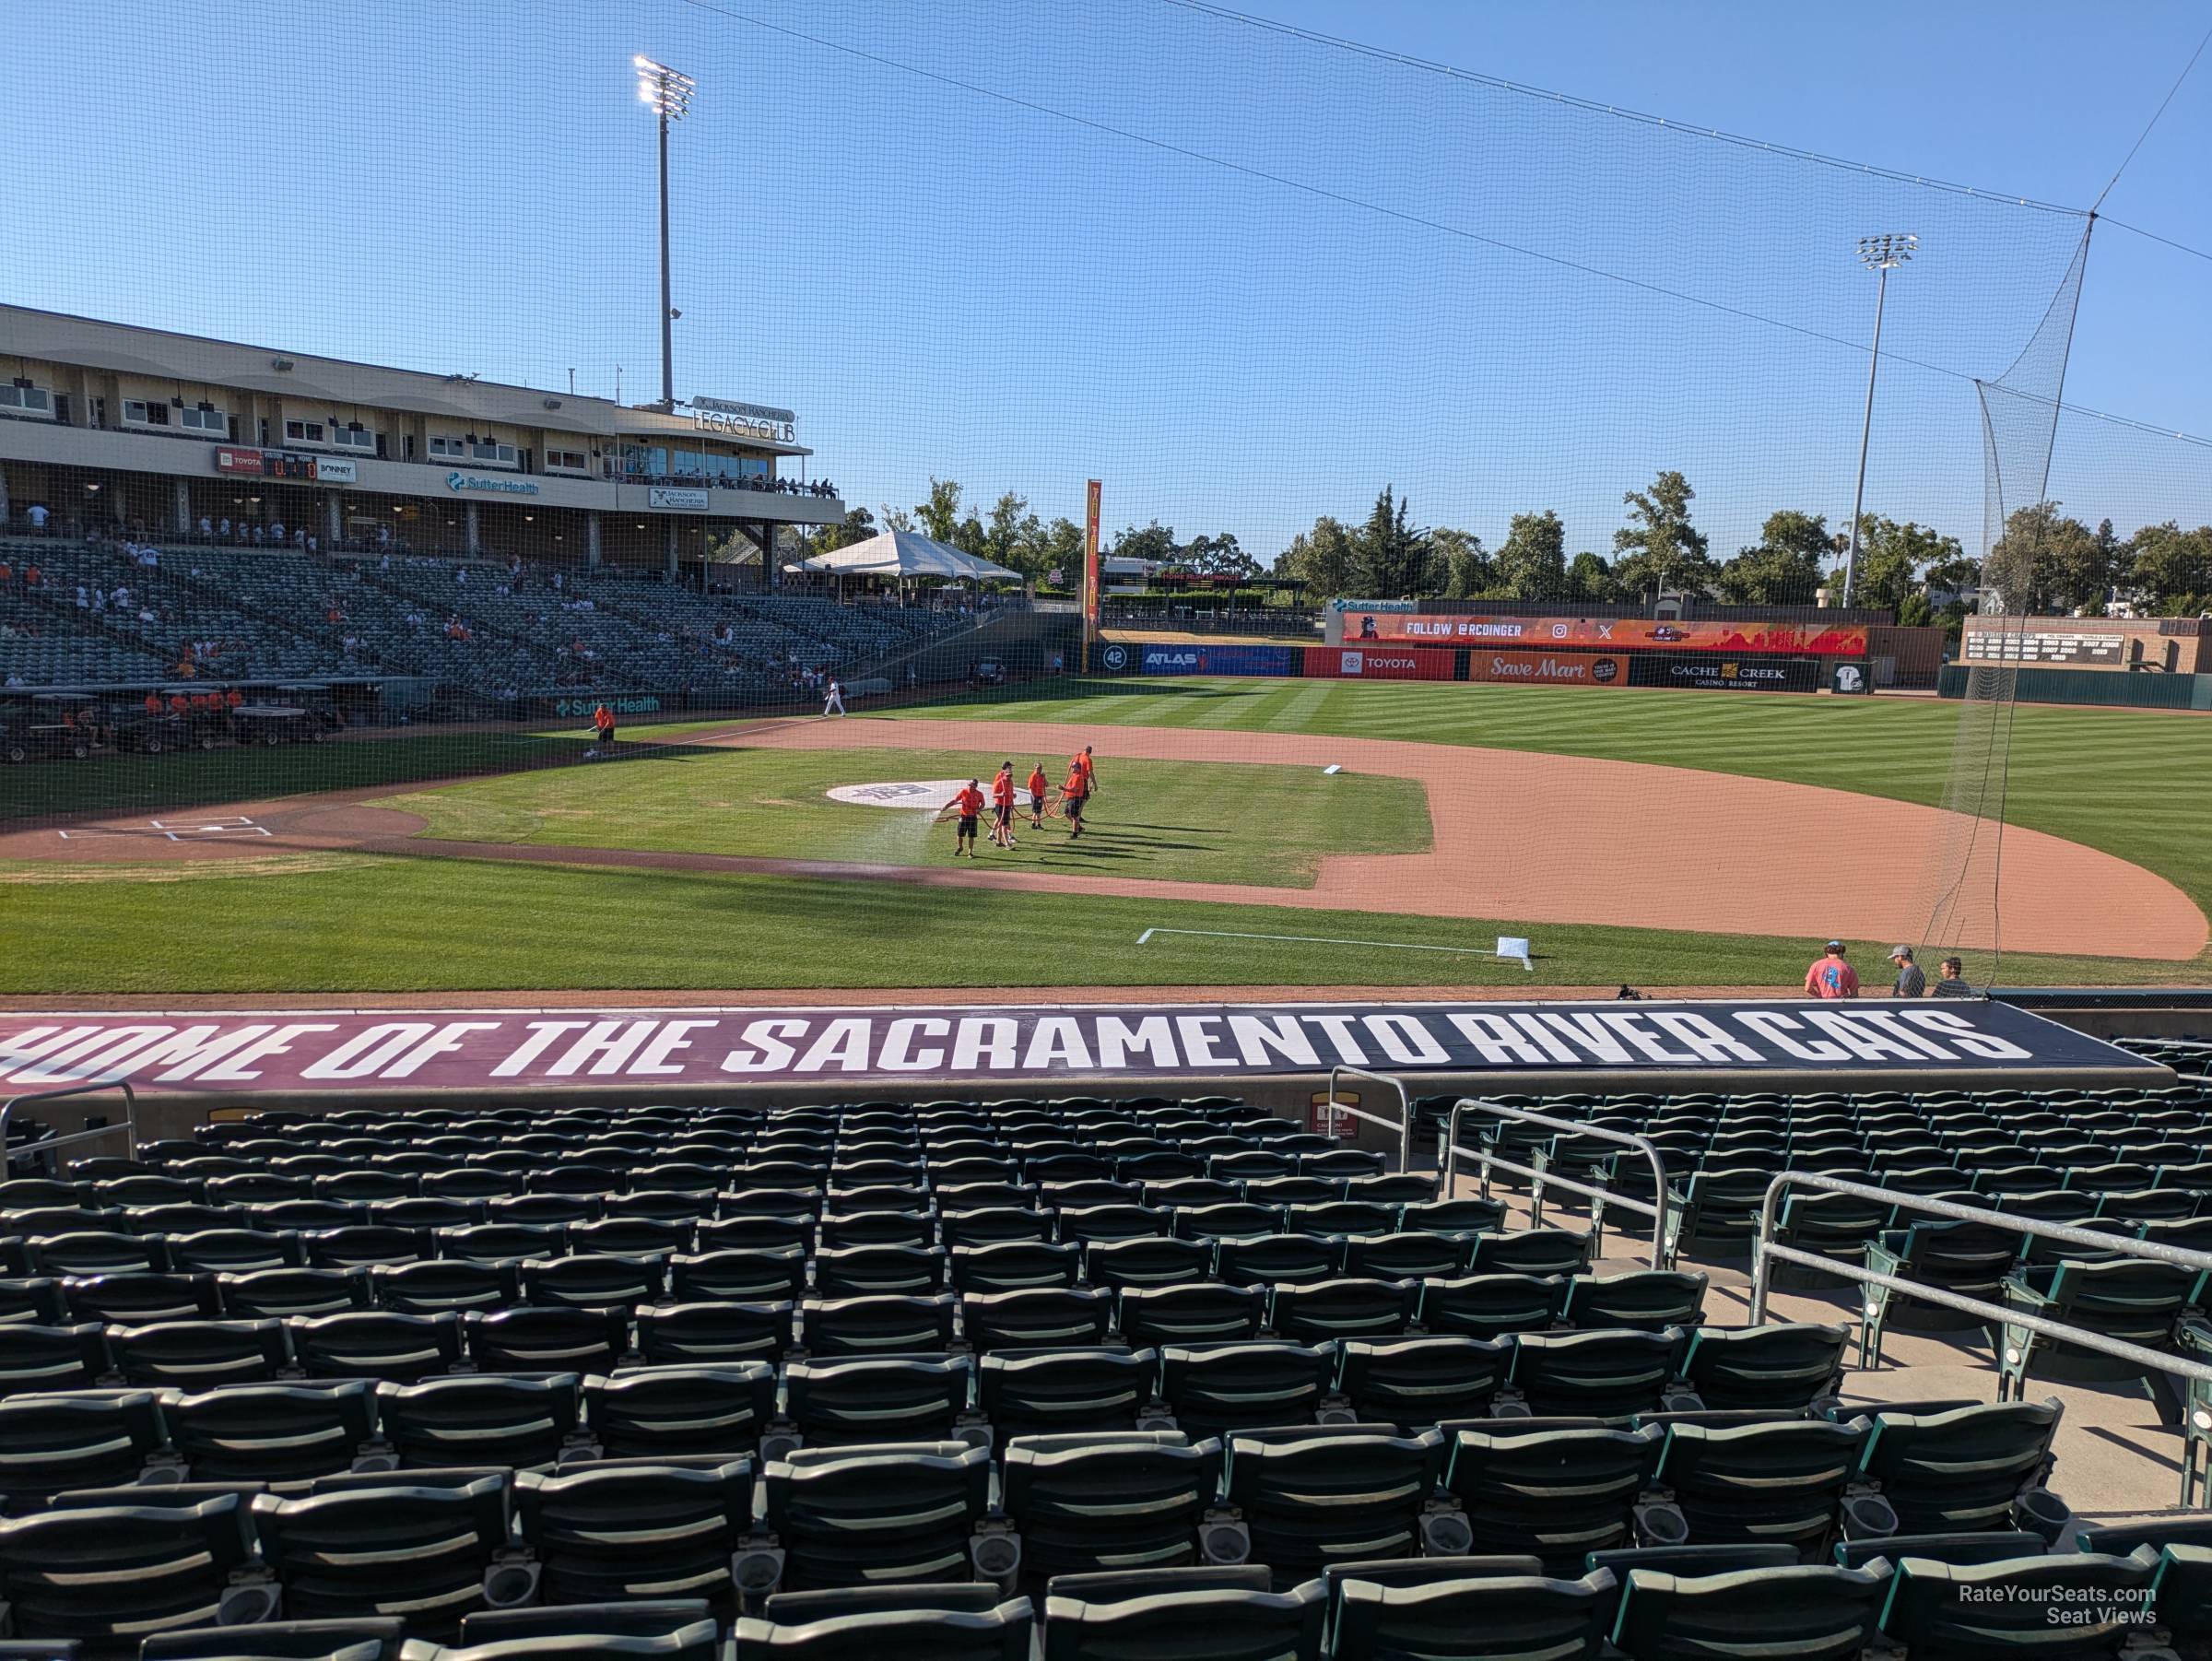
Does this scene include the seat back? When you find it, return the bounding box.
[1877,1548,2158,1656]
[1226,1429,1443,1579]
[375,1373,582,1469]
[1335,1336,1513,1423]
[1559,1270,1708,1333]
[1858,1397,2062,1533]
[1613,1561,1889,1661]
[583,1365,776,1458]
[782,1356,974,1445]
[1415,1274,1567,1341]
[517,1459,753,1616]
[1444,1424,1665,1573]
[1654,1419,1871,1555]
[1119,1282,1265,1348]
[763,1442,992,1591]
[1330,1569,1613,1661]
[168,1380,379,1483]
[0,1493,266,1646]
[1509,1326,1684,1418]
[1678,1323,1847,1411]
[0,1389,171,1503]
[253,1475,523,1641]
[978,1347,1159,1439]
[732,1596,1033,1660]
[1000,1431,1223,1583]
[1041,1575,1324,1661]
[1159,1342,1334,1438]
[959,1288,1113,1352]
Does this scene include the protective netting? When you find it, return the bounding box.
[0,0,2203,1000]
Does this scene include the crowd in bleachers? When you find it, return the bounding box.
[0,1084,2208,1656]
[623,469,840,499]
[0,536,978,710]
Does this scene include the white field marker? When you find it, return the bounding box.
[1135,926,1502,957]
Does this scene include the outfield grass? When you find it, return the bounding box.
[381,746,1428,889]
[3,850,2187,995]
[0,716,756,823]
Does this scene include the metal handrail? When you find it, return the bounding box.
[1747,1170,2212,1503]
[1747,1171,2212,1323]
[0,1078,140,1169]
[1444,1098,1673,1270]
[1323,1066,1414,1172]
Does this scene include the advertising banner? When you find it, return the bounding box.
[1627,654,1821,693]
[0,999,2153,1096]
[1464,649,1626,689]
[1139,642,1299,677]
[1339,612,1869,657]
[1307,645,1459,682]
[647,487,711,511]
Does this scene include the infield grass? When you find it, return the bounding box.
[379,746,1429,889]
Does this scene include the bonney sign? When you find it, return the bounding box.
[0,999,2151,1095]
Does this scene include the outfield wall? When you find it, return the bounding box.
[1106,638,1853,693]
[1937,665,2212,710]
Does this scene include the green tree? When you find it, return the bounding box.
[1842,516,1963,615]
[1715,509,1828,606]
[1565,550,1616,603]
[1982,501,2099,613]
[1035,516,1084,588]
[1347,487,1431,598]
[1184,532,1258,580]
[1274,516,1355,599]
[1611,469,1715,597]
[809,506,877,557]
[1112,521,1181,568]
[2129,521,2212,614]
[980,491,1042,576]
[912,477,966,543]
[1432,527,1490,598]
[1490,510,1567,600]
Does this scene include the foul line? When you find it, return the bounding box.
[1135,925,1499,956]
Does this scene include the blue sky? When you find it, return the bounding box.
[1,0,2206,563]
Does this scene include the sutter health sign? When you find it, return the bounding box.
[0,999,2152,1096]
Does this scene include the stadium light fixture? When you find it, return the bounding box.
[1841,233,1917,607]
[634,55,695,411]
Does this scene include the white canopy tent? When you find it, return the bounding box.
[795,529,1022,583]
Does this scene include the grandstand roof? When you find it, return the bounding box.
[0,303,811,454]
[799,529,1022,582]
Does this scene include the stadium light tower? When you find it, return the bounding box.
[635,55,694,412]
[1841,232,1916,607]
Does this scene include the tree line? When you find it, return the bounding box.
[804,470,2212,622]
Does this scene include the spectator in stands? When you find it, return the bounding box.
[25,503,47,532]
[1931,957,1975,997]
[1803,941,1860,999]
[306,533,319,557]
[251,524,265,546]
[218,517,231,540]
[1888,946,1926,997]
[0,560,10,583]
[269,520,285,544]
[143,691,161,715]
[196,515,212,538]
[75,585,88,608]
[23,564,40,587]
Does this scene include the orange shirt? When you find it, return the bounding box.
[992,773,1015,807]
[143,694,161,714]
[952,786,985,816]
[226,689,243,709]
[1027,768,1047,797]
[1063,769,1087,798]
[1071,751,1094,780]
[167,695,189,713]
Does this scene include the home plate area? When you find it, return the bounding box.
[56,815,273,842]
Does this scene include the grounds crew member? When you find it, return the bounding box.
[594,702,616,746]
[938,778,986,859]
